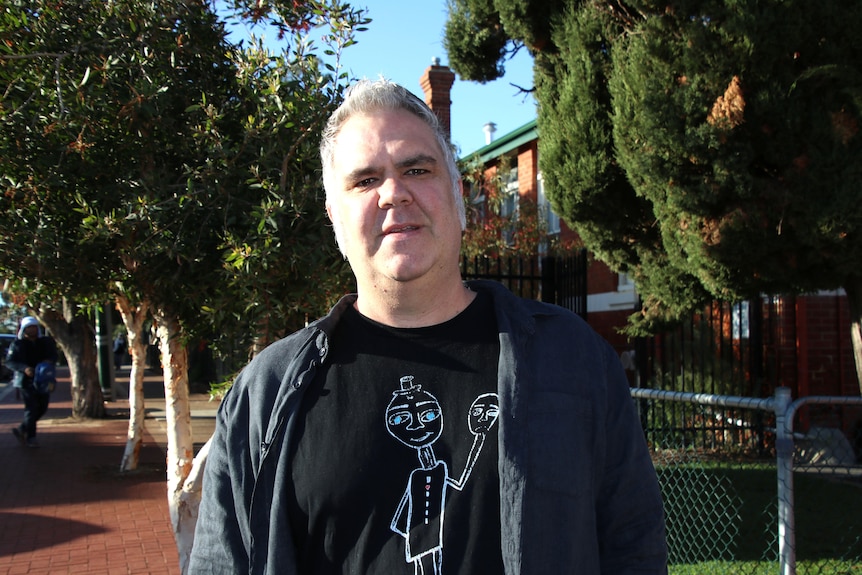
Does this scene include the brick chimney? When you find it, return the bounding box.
[420,57,456,139]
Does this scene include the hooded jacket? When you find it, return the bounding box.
[6,319,57,390]
[189,280,667,574]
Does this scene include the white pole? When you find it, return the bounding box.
[774,387,795,575]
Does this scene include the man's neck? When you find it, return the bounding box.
[354,278,475,328]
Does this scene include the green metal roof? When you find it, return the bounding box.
[460,119,538,164]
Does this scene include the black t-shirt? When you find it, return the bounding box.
[287,291,504,574]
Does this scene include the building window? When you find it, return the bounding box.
[537,172,561,236]
[501,167,519,218]
[501,167,518,245]
[732,301,750,340]
[618,272,634,291]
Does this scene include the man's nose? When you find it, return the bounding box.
[377,177,412,208]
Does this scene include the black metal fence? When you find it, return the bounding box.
[460,250,588,319]
[634,297,789,455]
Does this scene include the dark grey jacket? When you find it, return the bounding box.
[189,280,667,574]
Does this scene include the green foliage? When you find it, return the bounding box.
[444,0,509,82]
[0,0,366,367]
[535,6,659,269]
[444,0,563,83]
[446,0,862,338]
[443,0,567,82]
[183,15,360,357]
[1,0,233,302]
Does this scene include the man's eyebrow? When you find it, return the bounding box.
[343,166,379,185]
[396,154,438,170]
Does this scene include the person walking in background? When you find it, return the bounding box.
[190,79,667,574]
[7,316,58,448]
[113,332,127,372]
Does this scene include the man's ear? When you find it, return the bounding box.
[325,202,334,222]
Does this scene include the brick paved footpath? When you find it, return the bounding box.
[0,366,217,575]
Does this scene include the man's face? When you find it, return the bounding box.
[22,325,39,340]
[325,108,463,289]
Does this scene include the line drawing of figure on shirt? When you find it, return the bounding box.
[386,375,500,575]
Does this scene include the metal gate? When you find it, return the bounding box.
[460,250,587,319]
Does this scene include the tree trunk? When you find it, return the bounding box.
[37,300,105,419]
[152,307,196,572]
[115,295,150,472]
[844,277,862,396]
[178,437,211,573]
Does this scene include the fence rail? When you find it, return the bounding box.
[631,386,862,574]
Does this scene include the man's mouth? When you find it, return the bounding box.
[386,225,419,234]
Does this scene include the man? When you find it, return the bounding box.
[8,316,58,448]
[189,79,667,574]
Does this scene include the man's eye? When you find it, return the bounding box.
[405,168,428,176]
[356,178,376,187]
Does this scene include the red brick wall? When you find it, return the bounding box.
[517,145,537,200]
[589,309,634,353]
[587,258,619,295]
[797,294,856,397]
[768,296,798,395]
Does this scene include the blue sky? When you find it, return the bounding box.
[226,1,537,157]
[338,1,537,156]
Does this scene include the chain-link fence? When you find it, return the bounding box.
[630,387,862,575]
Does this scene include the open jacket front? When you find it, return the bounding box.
[189,280,668,574]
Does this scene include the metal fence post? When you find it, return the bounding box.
[774,386,795,575]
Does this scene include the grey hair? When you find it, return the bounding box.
[320,78,466,233]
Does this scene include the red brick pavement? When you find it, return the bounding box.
[0,370,182,575]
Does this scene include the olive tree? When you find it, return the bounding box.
[1,0,365,568]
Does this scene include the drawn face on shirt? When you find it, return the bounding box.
[386,389,443,449]
[468,393,500,434]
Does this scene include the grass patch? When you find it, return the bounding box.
[657,459,862,572]
[669,559,862,575]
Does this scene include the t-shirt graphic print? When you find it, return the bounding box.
[386,374,499,574]
[287,291,504,575]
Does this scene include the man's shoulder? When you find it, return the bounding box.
[246,325,320,375]
[235,296,355,388]
[470,279,613,357]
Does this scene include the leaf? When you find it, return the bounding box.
[80,67,91,88]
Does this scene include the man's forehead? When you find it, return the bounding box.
[335,109,437,148]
